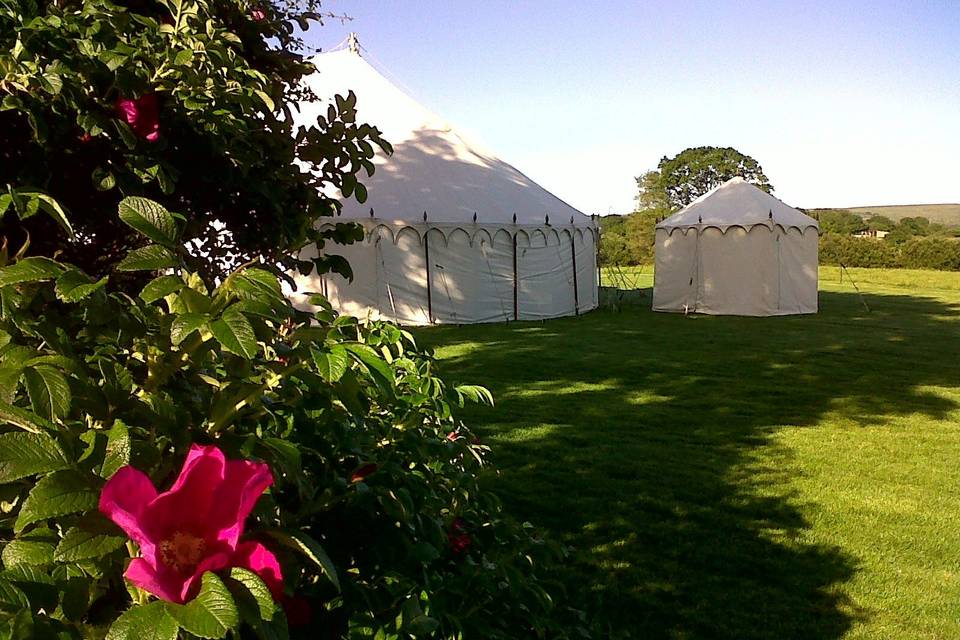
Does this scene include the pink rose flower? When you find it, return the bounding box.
[250,7,266,21]
[99,444,281,604]
[448,518,471,555]
[115,93,160,142]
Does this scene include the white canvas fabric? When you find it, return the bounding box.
[289,48,597,325]
[653,177,819,316]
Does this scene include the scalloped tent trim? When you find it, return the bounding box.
[656,177,819,232]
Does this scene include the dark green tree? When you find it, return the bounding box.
[636,146,773,211]
[865,214,895,232]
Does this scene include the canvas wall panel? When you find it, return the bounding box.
[517,231,577,320]
[777,228,818,314]
[428,229,513,323]
[697,226,777,315]
[653,229,699,312]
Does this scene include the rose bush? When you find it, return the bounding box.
[0,0,388,281]
[0,198,587,639]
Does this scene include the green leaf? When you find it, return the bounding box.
[1,538,54,567]
[311,346,349,383]
[101,420,130,479]
[0,399,56,434]
[265,530,339,591]
[140,275,184,304]
[453,384,495,407]
[117,245,179,272]
[93,167,116,191]
[118,197,178,246]
[61,577,90,622]
[209,308,258,359]
[40,73,63,96]
[0,257,65,287]
[229,268,284,303]
[15,471,98,533]
[22,366,70,421]
[0,346,32,402]
[174,49,193,66]
[54,270,108,302]
[0,609,32,639]
[254,90,275,112]
[106,602,180,640]
[0,563,58,622]
[0,432,69,483]
[0,578,30,613]
[166,572,239,638]
[409,541,439,563]
[225,567,276,623]
[54,519,126,562]
[31,193,74,238]
[98,49,129,72]
[171,313,208,345]
[344,343,395,394]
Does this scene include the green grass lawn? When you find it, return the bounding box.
[416,267,960,639]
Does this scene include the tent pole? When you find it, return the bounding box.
[571,231,580,315]
[512,232,519,321]
[594,228,601,300]
[424,231,434,324]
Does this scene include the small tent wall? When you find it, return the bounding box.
[652,178,819,316]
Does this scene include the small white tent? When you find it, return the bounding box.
[653,177,819,316]
[290,45,598,325]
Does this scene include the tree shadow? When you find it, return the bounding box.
[415,289,960,639]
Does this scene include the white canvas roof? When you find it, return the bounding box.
[657,177,819,231]
[297,49,593,228]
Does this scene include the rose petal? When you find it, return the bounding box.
[177,550,233,603]
[232,541,283,600]
[125,558,185,604]
[207,459,272,547]
[146,445,226,537]
[99,466,159,559]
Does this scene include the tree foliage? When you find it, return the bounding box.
[635,146,773,211]
[0,0,390,280]
[811,209,867,235]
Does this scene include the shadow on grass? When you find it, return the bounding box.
[415,289,960,639]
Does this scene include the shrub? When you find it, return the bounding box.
[819,233,960,271]
[900,237,960,271]
[819,234,901,269]
[0,198,581,639]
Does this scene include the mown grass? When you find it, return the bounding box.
[416,268,960,639]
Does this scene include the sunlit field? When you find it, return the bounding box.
[416,267,960,639]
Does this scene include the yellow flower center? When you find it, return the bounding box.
[158,531,206,573]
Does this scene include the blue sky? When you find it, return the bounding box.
[309,1,960,214]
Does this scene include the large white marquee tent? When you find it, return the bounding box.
[289,44,598,325]
[653,177,819,316]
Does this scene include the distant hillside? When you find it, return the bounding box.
[846,204,960,226]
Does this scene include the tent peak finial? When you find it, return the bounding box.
[348,32,360,55]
